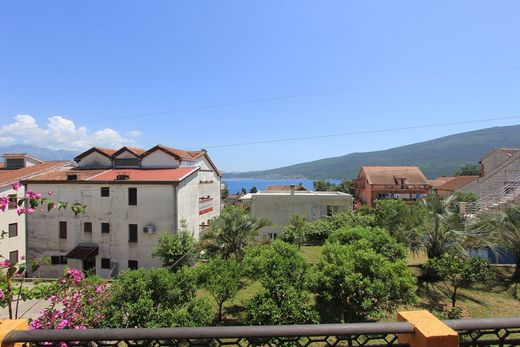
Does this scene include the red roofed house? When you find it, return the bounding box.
[24,145,221,278]
[0,153,73,265]
[354,166,430,206]
[428,176,480,198]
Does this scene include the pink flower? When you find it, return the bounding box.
[11,182,21,191]
[0,260,11,268]
[0,197,7,212]
[0,289,4,301]
[48,191,53,196]
[20,255,25,260]
[95,285,103,293]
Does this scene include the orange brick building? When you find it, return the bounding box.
[354,166,430,206]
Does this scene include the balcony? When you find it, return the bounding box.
[2,315,520,347]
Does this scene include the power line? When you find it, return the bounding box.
[79,65,520,125]
[201,115,520,150]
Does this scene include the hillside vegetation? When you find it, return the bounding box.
[225,125,520,179]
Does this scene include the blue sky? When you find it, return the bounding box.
[1,1,519,172]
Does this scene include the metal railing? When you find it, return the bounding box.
[4,322,414,347]
[467,174,520,214]
[4,317,520,346]
[445,317,520,347]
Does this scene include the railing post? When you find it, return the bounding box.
[0,320,28,347]
[397,310,458,347]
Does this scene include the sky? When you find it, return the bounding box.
[1,1,520,172]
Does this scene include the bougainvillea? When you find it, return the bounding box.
[30,269,110,330]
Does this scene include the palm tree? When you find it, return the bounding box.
[467,205,520,280]
[201,206,270,259]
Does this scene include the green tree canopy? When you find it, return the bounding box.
[105,268,212,328]
[328,225,407,262]
[280,214,307,248]
[453,164,480,176]
[201,206,270,259]
[151,220,195,270]
[243,241,318,325]
[311,242,416,322]
[197,257,243,324]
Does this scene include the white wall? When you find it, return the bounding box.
[0,185,26,264]
[141,150,180,168]
[78,152,112,168]
[26,183,177,278]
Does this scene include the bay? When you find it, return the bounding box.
[223,178,340,195]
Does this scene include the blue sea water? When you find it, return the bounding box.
[223,178,340,195]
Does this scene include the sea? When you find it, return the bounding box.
[223,178,340,195]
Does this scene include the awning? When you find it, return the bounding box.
[66,243,99,259]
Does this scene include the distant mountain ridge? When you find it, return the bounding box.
[0,144,78,161]
[224,125,520,180]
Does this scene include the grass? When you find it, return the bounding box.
[201,246,520,324]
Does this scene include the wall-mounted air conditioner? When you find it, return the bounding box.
[143,224,156,233]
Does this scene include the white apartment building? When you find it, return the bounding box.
[24,145,221,278]
[0,154,72,266]
[240,188,353,239]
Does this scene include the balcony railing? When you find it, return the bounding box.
[3,317,520,347]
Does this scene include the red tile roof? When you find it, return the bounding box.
[142,145,204,161]
[360,166,428,185]
[86,168,198,182]
[0,161,72,186]
[25,169,109,182]
[434,175,479,192]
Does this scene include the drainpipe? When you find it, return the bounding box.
[173,183,178,233]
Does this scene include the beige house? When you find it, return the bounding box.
[479,148,520,198]
[240,189,353,239]
[0,154,72,266]
[24,145,221,278]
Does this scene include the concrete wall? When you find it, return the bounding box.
[481,150,510,177]
[480,153,520,197]
[141,150,180,168]
[249,192,353,238]
[78,152,111,168]
[0,185,26,264]
[26,183,177,278]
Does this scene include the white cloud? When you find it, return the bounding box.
[0,115,141,150]
[126,130,143,138]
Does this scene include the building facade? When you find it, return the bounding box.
[240,189,353,239]
[428,176,480,198]
[24,145,221,278]
[478,148,520,198]
[354,166,430,206]
[0,154,72,266]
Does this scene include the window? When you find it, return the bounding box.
[101,258,111,269]
[84,222,92,233]
[101,223,110,234]
[9,251,18,265]
[8,194,17,210]
[114,158,139,167]
[129,224,138,243]
[326,205,340,216]
[59,221,67,239]
[128,260,138,270]
[5,158,24,169]
[8,223,18,238]
[100,187,110,197]
[128,188,137,205]
[400,179,406,189]
[51,256,67,265]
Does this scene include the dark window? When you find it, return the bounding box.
[100,187,110,197]
[101,258,111,269]
[114,158,139,167]
[84,222,92,233]
[128,188,137,206]
[5,158,25,169]
[128,260,138,270]
[59,221,67,239]
[8,223,18,238]
[101,222,110,234]
[51,256,67,265]
[9,251,18,265]
[129,224,138,243]
[8,194,17,210]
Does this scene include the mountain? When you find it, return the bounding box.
[224,125,520,180]
[0,144,79,161]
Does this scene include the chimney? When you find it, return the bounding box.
[290,184,295,195]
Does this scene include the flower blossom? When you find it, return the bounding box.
[0,260,10,268]
[11,182,21,191]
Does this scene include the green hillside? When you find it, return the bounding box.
[225,125,520,180]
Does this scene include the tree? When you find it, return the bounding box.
[328,225,407,262]
[197,257,243,324]
[243,241,318,325]
[313,180,331,191]
[280,215,307,248]
[468,205,520,279]
[105,268,212,328]
[249,186,258,193]
[311,242,416,322]
[201,206,270,259]
[371,199,426,244]
[151,220,195,270]
[453,164,480,176]
[424,255,492,307]
[313,179,354,194]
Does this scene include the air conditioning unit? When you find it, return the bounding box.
[143,224,156,233]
